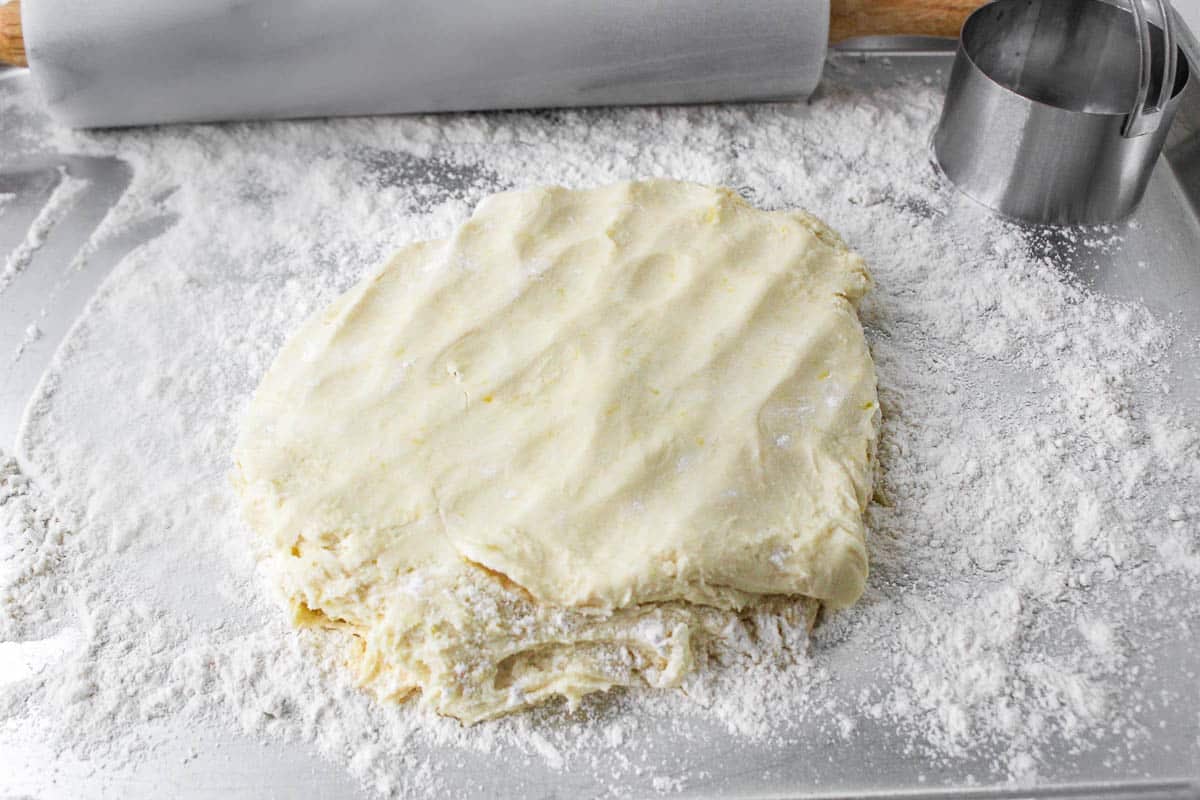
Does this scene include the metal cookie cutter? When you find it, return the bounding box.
[933,0,1191,225]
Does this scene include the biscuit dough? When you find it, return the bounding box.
[234,180,878,721]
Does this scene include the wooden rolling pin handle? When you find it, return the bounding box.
[0,0,983,70]
[1,0,27,68]
[829,0,985,43]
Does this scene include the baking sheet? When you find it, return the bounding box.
[2,46,1200,799]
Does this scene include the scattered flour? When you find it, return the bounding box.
[1,53,1199,798]
[0,168,89,292]
[10,321,40,361]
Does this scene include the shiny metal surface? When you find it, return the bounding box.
[3,43,1200,799]
[933,0,1191,224]
[0,156,173,450]
[1124,0,1179,136]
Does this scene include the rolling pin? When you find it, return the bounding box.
[0,0,980,128]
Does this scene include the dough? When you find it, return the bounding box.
[234,180,878,722]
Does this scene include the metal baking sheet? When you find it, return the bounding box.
[2,43,1200,799]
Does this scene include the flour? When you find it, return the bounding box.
[10,322,40,362]
[1,54,1199,798]
[0,167,88,293]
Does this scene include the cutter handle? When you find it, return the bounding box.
[829,0,984,43]
[0,0,25,68]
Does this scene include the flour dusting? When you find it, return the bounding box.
[0,168,89,293]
